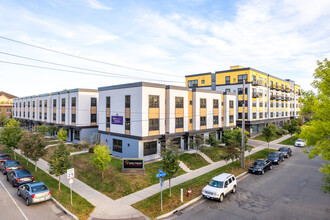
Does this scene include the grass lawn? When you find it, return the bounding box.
[279,136,298,146]
[0,147,94,220]
[42,144,86,162]
[132,148,275,219]
[200,147,228,162]
[254,133,282,142]
[72,153,186,200]
[179,153,210,170]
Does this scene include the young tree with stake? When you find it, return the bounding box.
[91,144,112,181]
[161,149,179,196]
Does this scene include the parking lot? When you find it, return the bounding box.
[168,147,330,220]
[0,171,71,220]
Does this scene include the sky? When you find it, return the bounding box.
[0,0,330,97]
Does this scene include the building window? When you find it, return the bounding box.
[44,100,47,107]
[32,112,35,118]
[175,117,184,129]
[188,80,198,87]
[91,114,97,123]
[276,112,279,117]
[229,115,234,123]
[265,112,268,118]
[62,113,65,122]
[271,102,274,107]
[213,116,218,125]
[71,97,76,107]
[259,102,263,107]
[113,139,123,153]
[259,113,263,118]
[271,112,274,117]
[252,101,256,107]
[91,98,97,107]
[225,76,230,84]
[189,100,193,105]
[74,130,80,140]
[106,117,110,128]
[200,99,206,108]
[253,113,256,119]
[106,97,110,108]
[200,116,206,126]
[39,101,42,107]
[225,89,230,93]
[144,141,157,156]
[201,80,205,84]
[53,113,56,121]
[213,99,219,108]
[53,100,56,107]
[72,114,76,123]
[149,95,159,108]
[238,113,242,119]
[125,118,130,130]
[125,95,130,108]
[28,102,30,107]
[229,100,234,108]
[238,100,248,107]
[149,118,159,131]
[270,81,273,88]
[44,113,47,120]
[62,98,65,107]
[175,97,184,108]
[238,74,247,83]
[276,103,279,107]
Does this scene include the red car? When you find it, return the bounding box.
[0,154,11,163]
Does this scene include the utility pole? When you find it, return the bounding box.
[241,79,245,169]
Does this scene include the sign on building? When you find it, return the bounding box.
[111,116,123,125]
[122,158,145,174]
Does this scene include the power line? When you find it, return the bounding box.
[0,35,181,78]
[0,60,183,84]
[0,51,183,84]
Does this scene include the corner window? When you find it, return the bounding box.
[149,119,159,131]
[229,100,234,108]
[175,97,184,108]
[91,98,97,107]
[144,141,157,156]
[213,99,219,108]
[61,98,65,107]
[106,97,110,108]
[188,80,198,88]
[125,95,130,108]
[71,97,76,107]
[91,114,97,123]
[200,99,206,108]
[225,76,230,84]
[149,95,159,108]
[113,139,122,153]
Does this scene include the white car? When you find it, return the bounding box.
[202,173,237,202]
[295,139,306,147]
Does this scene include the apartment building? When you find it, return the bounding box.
[12,88,98,143]
[185,66,301,136]
[98,82,236,160]
[0,91,17,119]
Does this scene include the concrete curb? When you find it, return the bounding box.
[155,171,249,219]
[51,197,79,220]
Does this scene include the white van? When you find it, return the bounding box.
[202,173,237,202]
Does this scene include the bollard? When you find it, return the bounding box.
[181,188,183,203]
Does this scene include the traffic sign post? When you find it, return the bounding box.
[156,169,166,212]
[67,168,74,205]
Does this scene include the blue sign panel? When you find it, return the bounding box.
[156,173,166,178]
[159,169,163,174]
[111,116,123,125]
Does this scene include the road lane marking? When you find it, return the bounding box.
[0,180,29,220]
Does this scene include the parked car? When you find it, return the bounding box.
[267,152,284,164]
[17,181,51,206]
[295,139,306,147]
[0,160,22,175]
[0,153,11,163]
[278,147,292,158]
[202,173,237,202]
[248,159,273,175]
[7,169,34,187]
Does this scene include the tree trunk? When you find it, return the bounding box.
[102,171,104,182]
[59,175,61,191]
[169,178,171,196]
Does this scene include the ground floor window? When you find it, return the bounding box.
[144,141,157,156]
[113,139,123,153]
[74,130,80,140]
[252,125,258,133]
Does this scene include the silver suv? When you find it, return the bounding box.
[202,173,237,202]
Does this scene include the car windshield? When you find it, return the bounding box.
[279,148,287,152]
[208,179,223,188]
[16,170,32,178]
[0,155,10,159]
[296,139,303,142]
[31,184,48,193]
[268,152,278,157]
[7,160,20,166]
[253,160,264,166]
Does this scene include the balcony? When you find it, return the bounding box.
[276,95,280,100]
[252,80,258,86]
[258,81,263,86]
[270,95,275,100]
[270,86,275,90]
[252,92,259,98]
[281,88,285,92]
[281,96,285,100]
[285,89,290,93]
[275,87,280,91]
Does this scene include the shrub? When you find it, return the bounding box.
[78,141,89,149]
[89,146,95,153]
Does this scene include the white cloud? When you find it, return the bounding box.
[86,0,112,10]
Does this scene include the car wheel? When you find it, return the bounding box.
[219,194,224,202]
[25,198,30,206]
[232,186,236,193]
[261,170,265,175]
[17,189,21,197]
[12,181,15,187]
[270,165,273,170]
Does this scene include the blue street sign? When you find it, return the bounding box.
[156,173,166,178]
[159,169,163,174]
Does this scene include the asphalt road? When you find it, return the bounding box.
[0,172,71,220]
[169,147,330,220]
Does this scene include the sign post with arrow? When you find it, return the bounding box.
[156,169,166,212]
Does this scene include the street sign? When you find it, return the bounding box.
[159,169,163,174]
[156,173,166,178]
[67,168,74,179]
[156,170,166,212]
[69,178,73,184]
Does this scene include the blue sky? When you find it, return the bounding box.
[1,0,329,97]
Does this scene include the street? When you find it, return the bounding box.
[168,147,330,220]
[0,173,71,220]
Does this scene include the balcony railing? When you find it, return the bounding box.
[276,95,280,100]
[275,87,280,91]
[252,80,258,86]
[270,95,275,100]
[270,86,275,90]
[281,88,285,92]
[258,81,263,86]
[252,92,259,98]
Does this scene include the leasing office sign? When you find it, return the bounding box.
[122,158,145,174]
[111,116,123,125]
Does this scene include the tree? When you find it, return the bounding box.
[0,111,7,127]
[161,149,179,196]
[262,124,276,152]
[224,143,241,171]
[0,118,22,159]
[287,122,298,139]
[47,126,58,136]
[57,128,68,142]
[300,58,330,193]
[91,144,112,181]
[38,124,48,136]
[206,133,220,147]
[282,121,289,131]
[189,134,205,155]
[222,128,249,148]
[18,132,46,172]
[49,142,72,190]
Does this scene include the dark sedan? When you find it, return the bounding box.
[248,159,273,175]
[267,152,284,164]
[7,169,34,187]
[278,147,292,158]
[0,160,22,175]
[0,153,11,163]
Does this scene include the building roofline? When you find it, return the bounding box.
[98,82,166,91]
[185,72,212,78]
[192,88,222,94]
[165,85,189,91]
